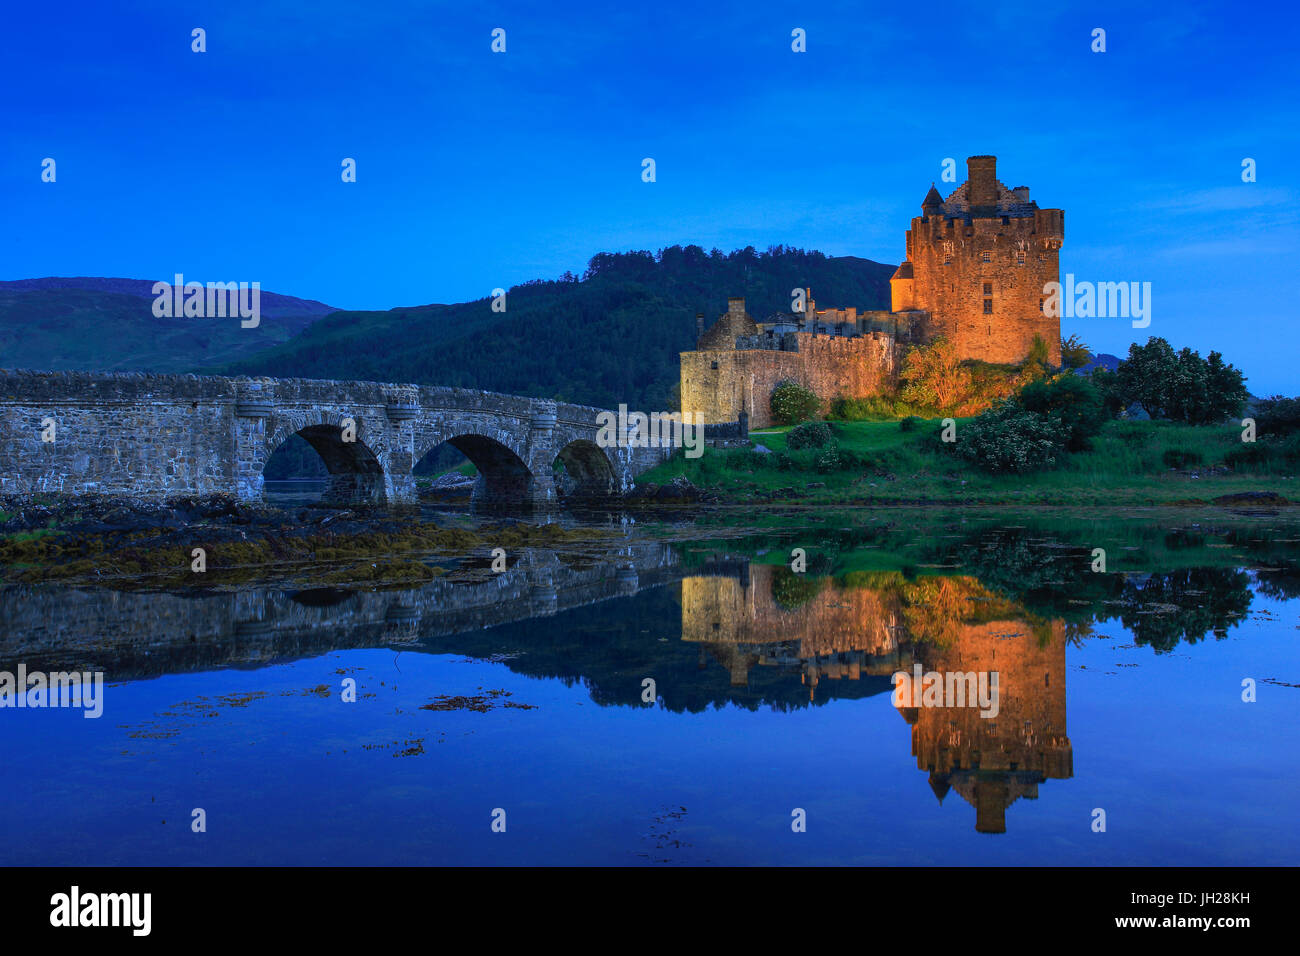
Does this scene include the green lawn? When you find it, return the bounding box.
[638,418,1295,506]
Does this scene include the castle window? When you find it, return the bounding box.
[1039,298,1045,313]
[981,252,991,263]
[1017,250,1026,266]
[983,282,993,296]
[983,298,993,315]
[1001,216,1010,225]
[710,360,719,370]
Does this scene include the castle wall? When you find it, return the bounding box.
[680,332,899,428]
[907,208,1062,366]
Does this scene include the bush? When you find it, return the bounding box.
[899,416,924,432]
[1226,432,1300,470]
[771,381,820,426]
[814,444,842,473]
[724,449,766,471]
[829,395,930,421]
[1225,442,1273,468]
[954,402,1068,474]
[1162,448,1204,469]
[786,421,833,450]
[1254,396,1300,437]
[1015,375,1108,451]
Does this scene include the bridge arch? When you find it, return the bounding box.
[553,438,617,502]
[261,412,390,505]
[413,426,536,513]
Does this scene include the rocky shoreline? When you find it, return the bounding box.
[0,493,622,588]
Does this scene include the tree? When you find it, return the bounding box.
[1116,337,1179,417]
[1201,351,1249,424]
[900,336,971,412]
[1116,337,1247,423]
[1060,334,1092,370]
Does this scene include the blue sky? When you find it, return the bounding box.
[3,0,1297,391]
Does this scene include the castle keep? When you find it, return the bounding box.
[681,156,1064,427]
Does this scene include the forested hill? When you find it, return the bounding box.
[222,246,896,410]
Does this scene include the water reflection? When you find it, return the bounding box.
[1,515,1294,842]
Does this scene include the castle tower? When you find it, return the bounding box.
[893,156,1063,366]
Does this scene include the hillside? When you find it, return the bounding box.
[0,278,335,373]
[223,246,896,410]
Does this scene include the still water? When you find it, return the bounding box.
[1,510,1296,865]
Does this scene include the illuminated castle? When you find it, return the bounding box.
[680,156,1064,427]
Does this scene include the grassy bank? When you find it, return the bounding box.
[637,418,1296,506]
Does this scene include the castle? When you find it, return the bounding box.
[680,156,1064,427]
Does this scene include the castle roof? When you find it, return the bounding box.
[938,179,1039,220]
[698,301,759,350]
[922,184,944,208]
[891,261,913,280]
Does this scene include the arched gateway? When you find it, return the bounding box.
[0,371,670,510]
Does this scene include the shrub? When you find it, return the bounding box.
[814,444,842,473]
[724,448,766,471]
[770,381,820,426]
[1254,396,1300,437]
[786,421,833,450]
[1225,442,1273,468]
[900,336,971,412]
[899,415,924,432]
[953,402,1068,474]
[1162,448,1203,469]
[1015,375,1107,451]
[829,395,929,421]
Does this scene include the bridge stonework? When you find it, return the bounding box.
[0,370,670,509]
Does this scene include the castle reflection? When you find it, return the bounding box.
[682,565,1072,833]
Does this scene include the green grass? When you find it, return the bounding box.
[639,418,1296,506]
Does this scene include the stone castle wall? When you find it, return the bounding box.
[906,208,1062,366]
[680,332,900,429]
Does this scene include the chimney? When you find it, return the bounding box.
[967,155,998,209]
[727,297,745,315]
[1011,185,1030,202]
[696,312,704,338]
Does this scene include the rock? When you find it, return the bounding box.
[653,477,703,503]
[1212,491,1290,505]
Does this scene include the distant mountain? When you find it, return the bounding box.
[224,245,896,410]
[1078,352,1122,374]
[0,278,336,373]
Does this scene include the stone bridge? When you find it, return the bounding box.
[0,370,674,510]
